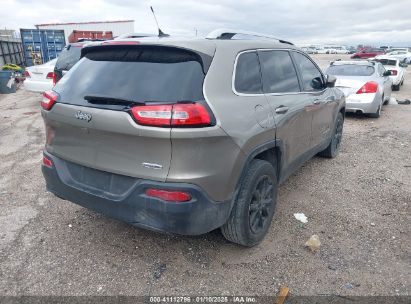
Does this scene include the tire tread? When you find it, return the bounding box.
[221,159,276,246]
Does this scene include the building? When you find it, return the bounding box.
[35,20,134,43]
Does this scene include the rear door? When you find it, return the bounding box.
[258,49,312,177]
[291,51,335,149]
[44,45,208,181]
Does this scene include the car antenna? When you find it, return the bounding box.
[150,6,169,37]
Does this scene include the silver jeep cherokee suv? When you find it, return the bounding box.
[41,29,345,246]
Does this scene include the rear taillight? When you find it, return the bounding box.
[390,70,398,76]
[23,70,30,78]
[130,103,212,127]
[41,91,59,110]
[46,72,55,79]
[356,82,378,94]
[42,155,53,168]
[171,103,212,126]
[145,188,191,202]
[52,73,57,86]
[131,104,173,127]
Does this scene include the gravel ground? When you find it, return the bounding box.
[0,54,410,299]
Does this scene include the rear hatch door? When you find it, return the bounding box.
[45,44,208,181]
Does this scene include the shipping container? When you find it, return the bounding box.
[0,37,24,67]
[68,30,113,43]
[36,20,134,44]
[20,29,66,67]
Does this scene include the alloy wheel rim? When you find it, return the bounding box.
[249,175,274,234]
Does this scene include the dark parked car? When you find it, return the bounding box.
[53,39,109,84]
[53,42,85,84]
[41,29,345,246]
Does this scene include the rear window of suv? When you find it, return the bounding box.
[326,65,375,76]
[54,45,208,106]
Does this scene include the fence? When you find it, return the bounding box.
[0,37,24,67]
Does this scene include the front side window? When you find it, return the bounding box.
[258,50,300,94]
[234,51,262,94]
[292,52,324,91]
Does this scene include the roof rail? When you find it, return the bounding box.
[206,28,293,45]
[114,33,158,40]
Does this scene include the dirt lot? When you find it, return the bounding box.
[0,54,410,299]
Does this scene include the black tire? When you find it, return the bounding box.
[318,112,344,158]
[221,159,277,247]
[401,79,404,86]
[383,94,389,105]
[369,103,381,118]
[392,84,400,91]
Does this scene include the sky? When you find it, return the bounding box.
[1,0,411,46]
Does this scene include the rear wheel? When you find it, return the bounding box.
[221,159,277,247]
[369,102,382,118]
[383,93,389,105]
[392,84,400,91]
[318,112,344,158]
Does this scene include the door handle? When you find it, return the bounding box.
[275,106,289,114]
[313,99,321,105]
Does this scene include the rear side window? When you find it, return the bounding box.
[234,52,262,94]
[259,50,300,93]
[326,65,375,76]
[55,44,82,71]
[292,52,324,91]
[374,59,397,66]
[55,46,207,106]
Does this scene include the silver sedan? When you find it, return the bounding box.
[326,60,392,118]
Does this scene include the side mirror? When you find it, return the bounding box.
[383,71,391,76]
[311,76,325,90]
[399,63,408,68]
[326,75,336,87]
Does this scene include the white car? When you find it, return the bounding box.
[326,60,392,118]
[23,58,57,93]
[381,50,411,64]
[373,57,406,91]
[333,46,350,54]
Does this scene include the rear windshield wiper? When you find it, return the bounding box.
[84,95,144,106]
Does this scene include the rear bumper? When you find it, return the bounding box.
[42,151,232,235]
[345,93,380,114]
[389,75,401,86]
[23,79,53,93]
